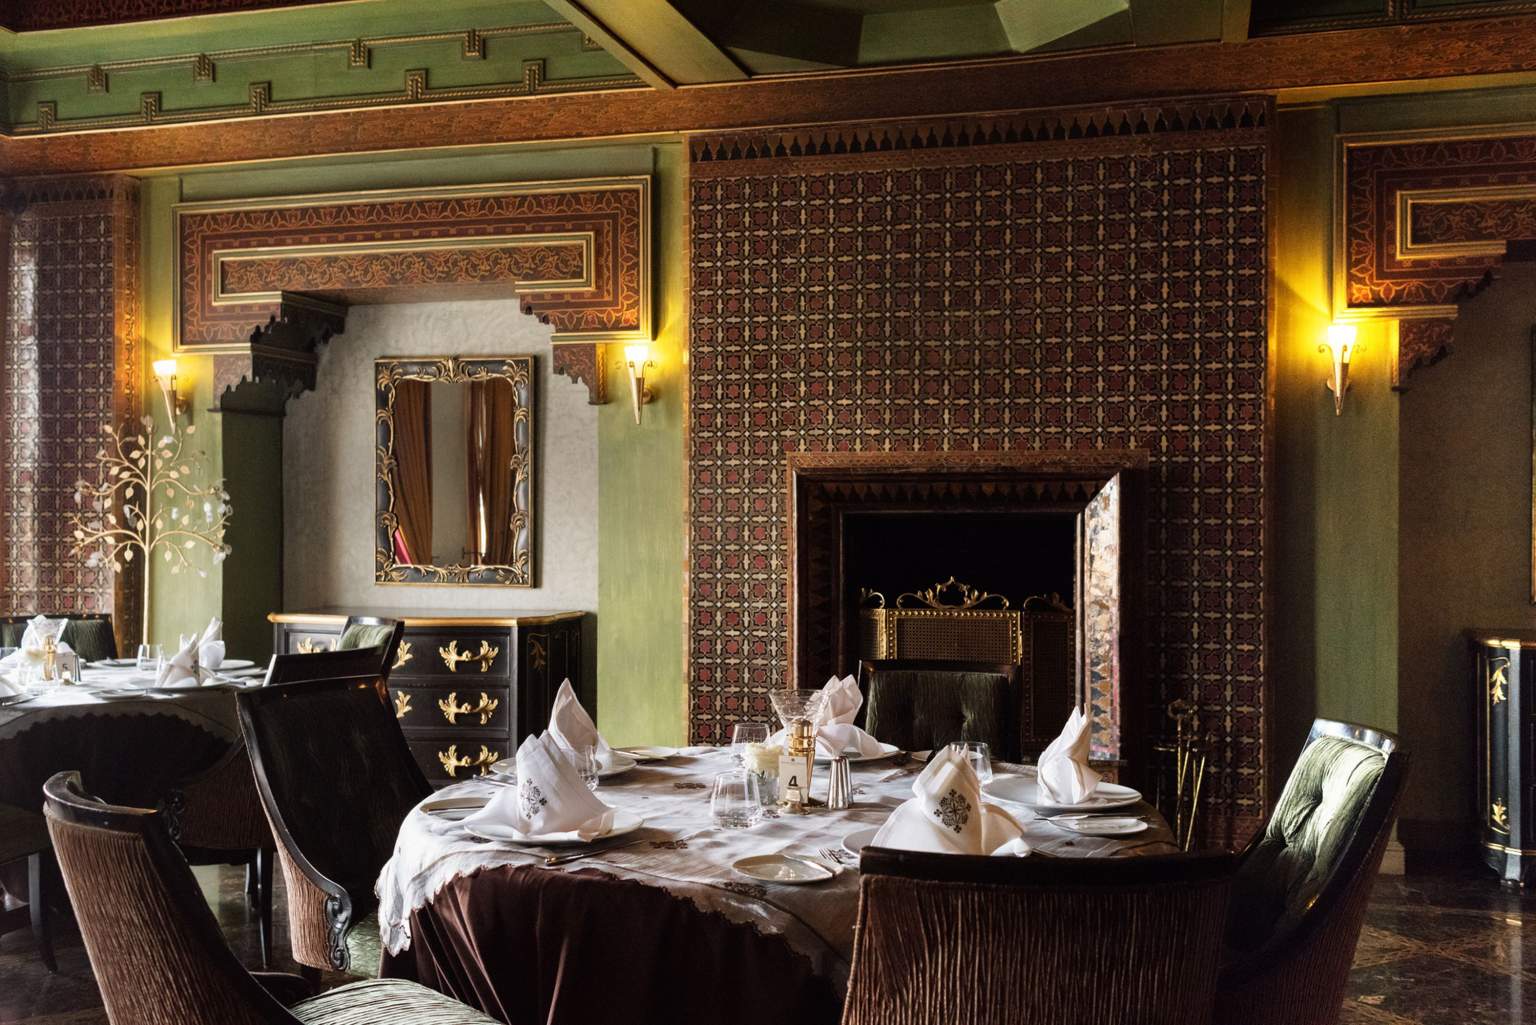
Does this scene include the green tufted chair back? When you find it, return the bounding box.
[1,614,118,663]
[861,660,1021,762]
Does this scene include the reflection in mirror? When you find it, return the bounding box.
[376,357,534,586]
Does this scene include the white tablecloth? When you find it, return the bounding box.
[378,747,1177,985]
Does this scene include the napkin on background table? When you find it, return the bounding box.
[156,635,201,688]
[1036,706,1102,805]
[0,615,73,670]
[195,616,225,673]
[869,746,1030,856]
[767,675,887,759]
[548,679,618,769]
[462,732,616,841]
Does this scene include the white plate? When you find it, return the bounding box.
[420,795,490,822]
[1048,814,1149,837]
[733,854,834,885]
[841,827,880,857]
[84,687,145,702]
[814,741,902,764]
[466,808,643,847]
[619,745,678,762]
[217,659,256,671]
[92,658,137,669]
[983,775,1143,813]
[488,752,638,780]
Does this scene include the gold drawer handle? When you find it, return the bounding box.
[439,639,500,673]
[438,691,499,726]
[437,744,502,779]
[393,691,412,720]
[296,637,332,654]
[394,641,414,670]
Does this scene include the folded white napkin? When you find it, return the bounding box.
[548,679,618,769]
[767,675,887,758]
[0,674,24,698]
[462,732,615,841]
[196,616,224,672]
[870,746,1030,856]
[0,615,73,669]
[1037,707,1102,805]
[157,634,201,688]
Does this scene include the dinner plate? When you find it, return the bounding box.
[217,659,256,671]
[466,809,643,847]
[733,854,835,885]
[488,751,638,780]
[420,795,490,822]
[983,775,1142,813]
[814,741,902,764]
[92,658,138,669]
[619,745,678,762]
[84,687,147,702]
[841,827,880,857]
[1048,814,1149,837]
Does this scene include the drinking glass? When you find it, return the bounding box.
[136,643,164,691]
[949,740,994,784]
[574,745,600,792]
[730,722,769,763]
[710,770,761,829]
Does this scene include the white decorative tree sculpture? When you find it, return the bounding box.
[68,416,232,644]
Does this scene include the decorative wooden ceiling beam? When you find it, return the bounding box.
[2,15,1535,175]
[540,0,749,88]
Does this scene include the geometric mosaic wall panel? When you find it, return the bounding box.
[687,101,1271,842]
[1,176,141,647]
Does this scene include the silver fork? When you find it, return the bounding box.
[818,847,852,872]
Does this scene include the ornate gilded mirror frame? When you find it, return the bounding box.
[375,356,534,586]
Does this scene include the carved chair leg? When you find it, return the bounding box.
[28,852,56,974]
[255,848,274,970]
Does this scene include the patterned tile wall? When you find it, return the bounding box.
[687,110,1270,833]
[1,179,140,637]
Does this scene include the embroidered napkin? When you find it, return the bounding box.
[196,616,225,672]
[548,679,618,769]
[870,746,1030,856]
[767,675,887,758]
[462,732,616,841]
[156,634,201,688]
[1036,706,1102,805]
[0,615,72,670]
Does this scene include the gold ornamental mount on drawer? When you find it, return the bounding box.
[438,691,500,726]
[393,640,414,670]
[296,637,332,654]
[439,639,500,673]
[437,743,501,778]
[393,691,412,720]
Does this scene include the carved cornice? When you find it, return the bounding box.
[1337,126,1536,387]
[0,0,334,32]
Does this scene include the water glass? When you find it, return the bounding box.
[573,745,600,792]
[711,770,762,829]
[136,643,164,688]
[730,722,769,763]
[949,740,994,784]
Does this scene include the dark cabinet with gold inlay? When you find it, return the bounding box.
[1470,630,1536,887]
[271,609,588,788]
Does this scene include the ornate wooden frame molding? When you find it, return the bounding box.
[1336,125,1536,387]
[174,176,649,405]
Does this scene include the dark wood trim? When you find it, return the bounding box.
[3,16,1536,175]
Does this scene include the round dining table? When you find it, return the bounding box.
[378,747,1178,1025]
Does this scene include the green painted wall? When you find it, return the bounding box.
[138,139,687,741]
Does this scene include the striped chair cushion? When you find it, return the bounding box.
[292,978,502,1025]
[343,910,383,978]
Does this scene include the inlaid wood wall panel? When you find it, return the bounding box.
[686,102,1271,839]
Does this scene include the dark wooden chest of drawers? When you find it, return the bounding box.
[270,608,589,788]
[1470,629,1536,887]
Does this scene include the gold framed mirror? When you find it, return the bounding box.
[375,356,534,586]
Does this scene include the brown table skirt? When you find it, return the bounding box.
[380,864,842,1025]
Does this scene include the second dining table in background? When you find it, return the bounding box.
[379,747,1178,1025]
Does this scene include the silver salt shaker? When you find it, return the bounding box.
[826,756,852,810]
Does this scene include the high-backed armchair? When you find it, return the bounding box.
[1216,719,1409,1025]
[860,660,1021,761]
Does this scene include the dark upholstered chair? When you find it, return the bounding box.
[42,770,501,1025]
[161,742,276,967]
[860,660,1021,762]
[262,645,391,688]
[1215,719,1409,1025]
[0,802,56,972]
[843,847,1236,1025]
[0,613,118,663]
[238,676,431,978]
[337,616,405,675]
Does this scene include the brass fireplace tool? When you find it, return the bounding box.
[1154,699,1208,850]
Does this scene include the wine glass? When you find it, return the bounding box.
[573,745,600,792]
[710,770,761,829]
[730,722,769,763]
[136,643,163,693]
[948,740,994,784]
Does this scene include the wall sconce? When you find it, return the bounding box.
[152,358,190,422]
[1320,324,1358,416]
[624,344,655,425]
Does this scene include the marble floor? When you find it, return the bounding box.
[1,866,1531,1024]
